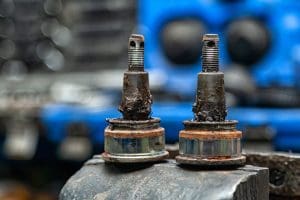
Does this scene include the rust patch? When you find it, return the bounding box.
[204,156,232,160]
[105,127,164,138]
[179,130,242,140]
[193,73,227,122]
[119,72,152,120]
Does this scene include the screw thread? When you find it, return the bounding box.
[202,34,219,72]
[128,48,144,67]
[128,34,144,70]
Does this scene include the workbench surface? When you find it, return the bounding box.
[60,156,269,200]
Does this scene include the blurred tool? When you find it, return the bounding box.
[176,34,245,166]
[0,0,136,75]
[0,0,65,74]
[62,0,136,71]
[58,122,92,161]
[102,34,168,163]
[226,18,270,66]
[161,19,205,65]
[224,64,256,106]
[3,116,38,160]
[0,88,49,160]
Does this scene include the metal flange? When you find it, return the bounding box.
[176,34,245,167]
[102,118,169,163]
[176,120,245,166]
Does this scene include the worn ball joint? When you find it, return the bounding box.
[102,34,169,163]
[176,34,246,167]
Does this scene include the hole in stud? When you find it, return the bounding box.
[130,41,136,47]
[207,41,215,48]
[140,42,144,48]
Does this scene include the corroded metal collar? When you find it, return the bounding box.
[183,120,237,131]
[107,118,160,130]
[103,118,168,163]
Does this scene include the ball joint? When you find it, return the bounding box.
[176,34,246,167]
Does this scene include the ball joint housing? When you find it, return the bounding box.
[176,34,246,167]
[102,34,169,163]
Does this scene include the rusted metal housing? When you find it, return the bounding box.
[102,118,168,163]
[177,121,245,166]
[176,34,245,166]
[119,71,152,120]
[102,34,168,163]
[193,72,227,121]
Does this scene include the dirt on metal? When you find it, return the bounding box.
[119,71,152,120]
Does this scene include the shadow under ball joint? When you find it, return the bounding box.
[102,34,169,163]
[176,34,246,167]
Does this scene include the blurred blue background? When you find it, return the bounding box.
[0,0,300,199]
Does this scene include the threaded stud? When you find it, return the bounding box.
[128,34,144,69]
[202,34,219,72]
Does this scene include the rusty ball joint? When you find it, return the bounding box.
[176,34,246,167]
[102,34,169,163]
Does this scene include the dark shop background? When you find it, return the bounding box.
[0,0,299,199]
